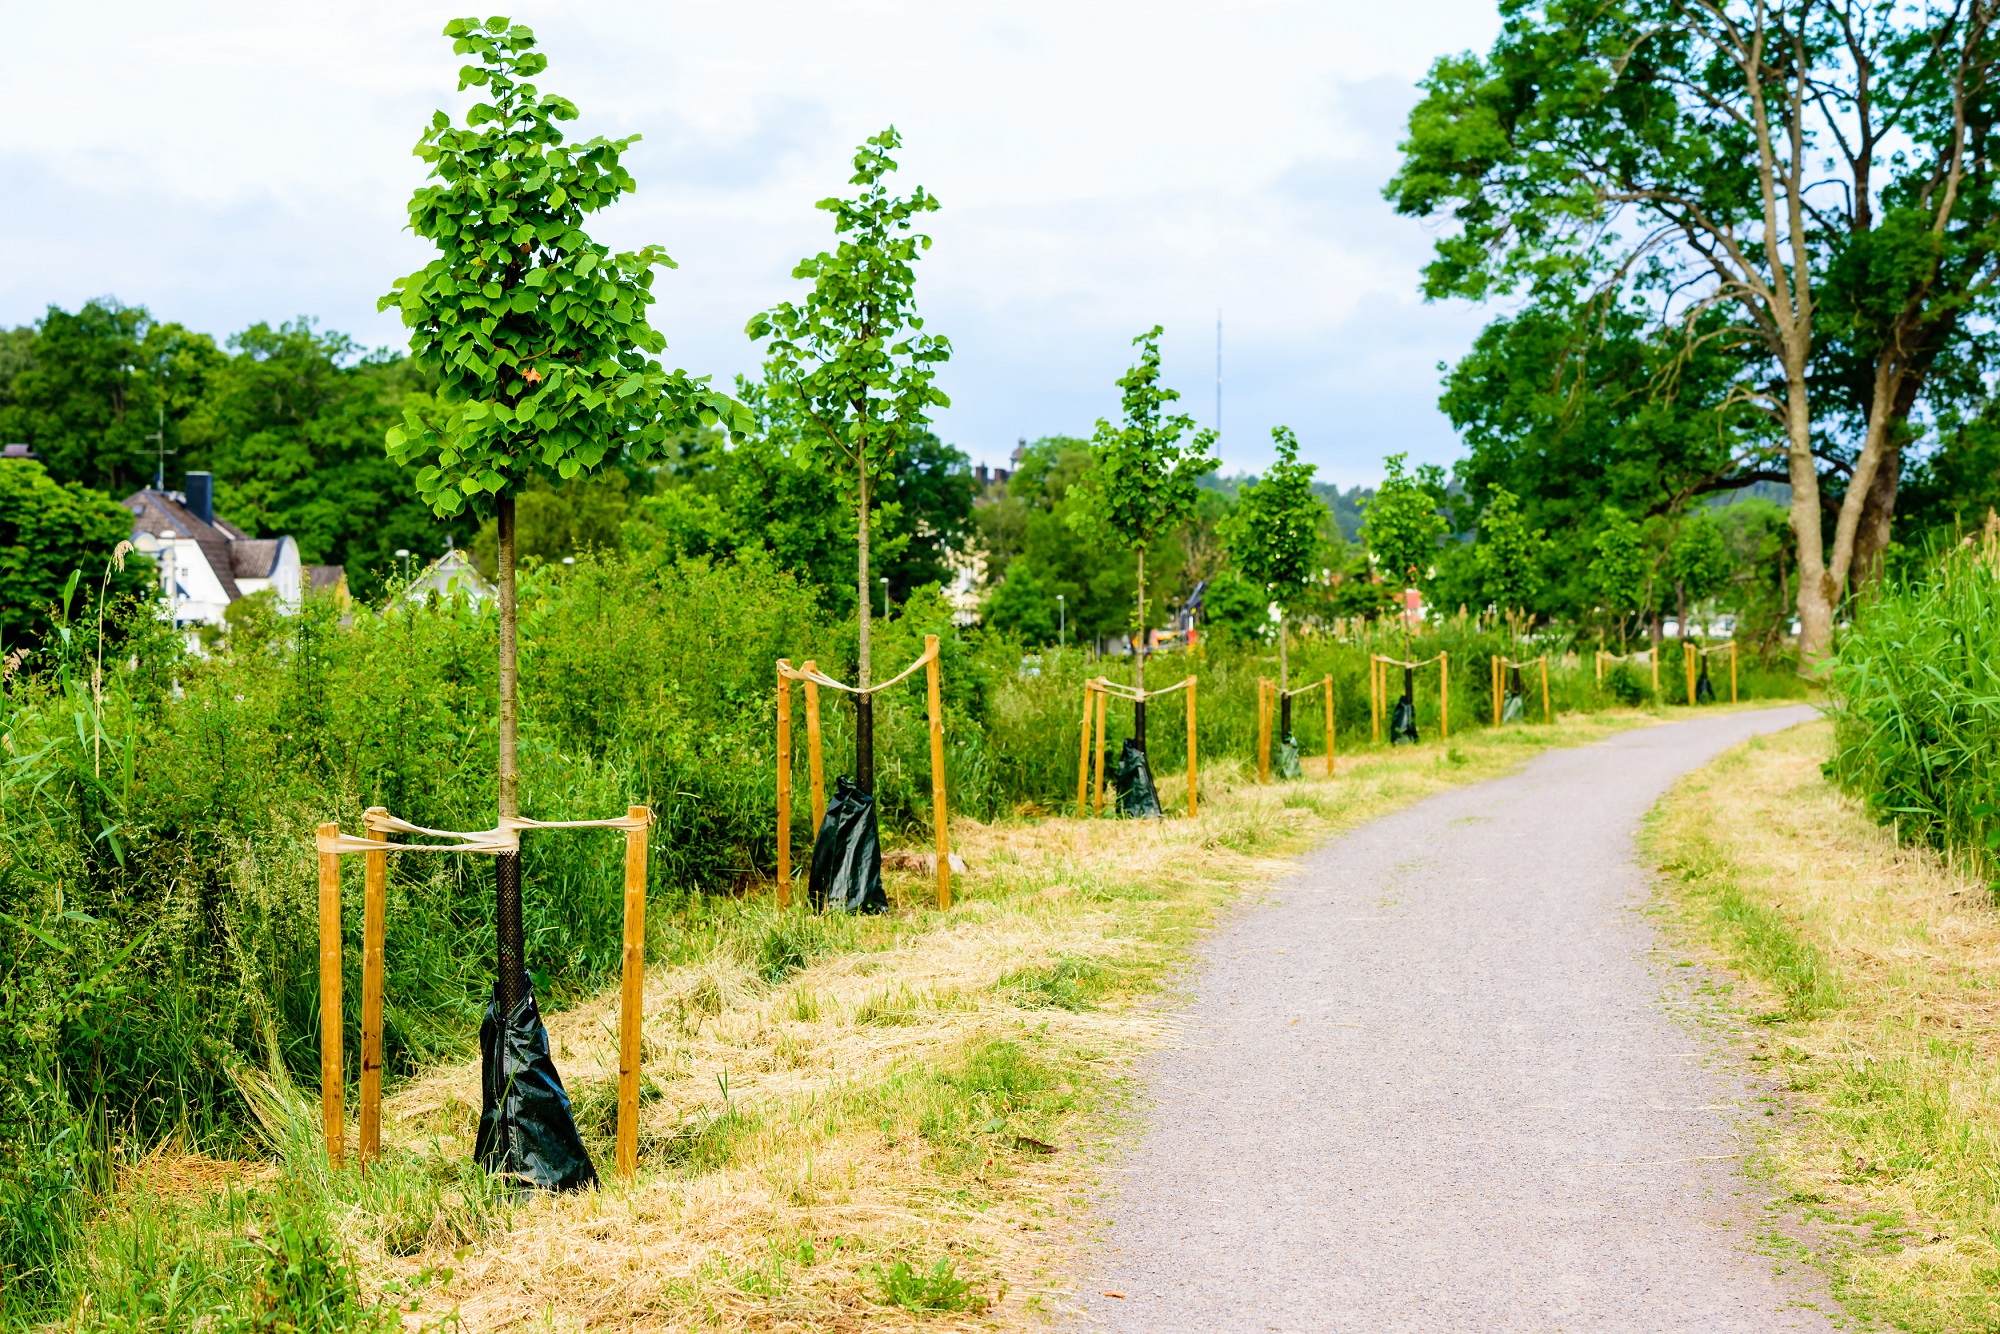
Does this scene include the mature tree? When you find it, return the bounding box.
[381,16,736,1184]
[978,437,1135,645]
[1070,327,1218,750]
[0,458,153,647]
[1471,485,1548,629]
[1391,0,2000,667]
[0,301,220,495]
[747,127,949,792]
[1221,426,1323,696]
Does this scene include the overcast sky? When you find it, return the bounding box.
[0,1,1502,487]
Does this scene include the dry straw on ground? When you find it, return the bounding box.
[1650,719,2000,1332]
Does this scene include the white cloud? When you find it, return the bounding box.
[1,0,1501,487]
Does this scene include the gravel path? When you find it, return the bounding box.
[1072,707,1834,1333]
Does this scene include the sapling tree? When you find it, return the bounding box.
[381,16,738,1181]
[748,128,949,793]
[1588,509,1650,651]
[1071,327,1218,751]
[1222,426,1322,738]
[1669,511,1732,637]
[1361,453,1448,658]
[1471,486,1546,634]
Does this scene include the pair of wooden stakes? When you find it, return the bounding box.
[313,806,653,1178]
[1075,674,1198,816]
[1489,654,1553,725]
[1255,676,1336,782]
[1368,651,1450,744]
[774,635,953,909]
[1593,641,1739,703]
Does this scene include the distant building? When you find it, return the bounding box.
[401,548,494,606]
[122,471,345,633]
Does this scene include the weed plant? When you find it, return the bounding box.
[1828,532,2000,881]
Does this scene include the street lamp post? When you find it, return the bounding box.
[1057,594,1065,650]
[395,548,411,583]
[881,577,890,618]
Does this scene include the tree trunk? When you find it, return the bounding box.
[855,454,873,792]
[495,494,523,1014]
[1784,356,1834,668]
[1849,436,1901,595]
[1132,547,1147,752]
[1278,610,1289,692]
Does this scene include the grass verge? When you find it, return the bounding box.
[56,706,1693,1332]
[1646,719,2000,1333]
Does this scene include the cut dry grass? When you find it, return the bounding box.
[1647,719,2000,1333]
[58,706,1686,1332]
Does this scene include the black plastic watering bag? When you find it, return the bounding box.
[1696,658,1715,703]
[809,776,887,914]
[476,980,597,1191]
[1390,692,1419,745]
[1276,733,1303,780]
[1114,739,1163,818]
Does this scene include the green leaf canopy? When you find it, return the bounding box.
[380,17,742,517]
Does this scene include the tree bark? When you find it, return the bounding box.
[855,453,873,792]
[1132,546,1147,752]
[1850,445,1901,594]
[495,494,523,1014]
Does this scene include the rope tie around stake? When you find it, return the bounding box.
[776,641,938,696]
[315,809,651,857]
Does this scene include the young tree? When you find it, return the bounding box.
[1470,485,1546,631]
[747,128,949,792]
[1588,509,1650,651]
[381,17,738,1183]
[1669,510,1733,635]
[1361,452,1448,654]
[1222,425,1323,710]
[1070,327,1218,750]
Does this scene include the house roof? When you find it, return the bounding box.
[229,539,282,580]
[305,565,347,595]
[122,489,242,602]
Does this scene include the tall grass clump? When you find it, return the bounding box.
[1829,530,2000,879]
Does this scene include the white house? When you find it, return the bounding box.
[401,548,494,605]
[122,472,344,633]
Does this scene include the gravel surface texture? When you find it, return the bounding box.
[1071,707,1836,1332]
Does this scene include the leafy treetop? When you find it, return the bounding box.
[380,16,741,518]
[1471,485,1547,616]
[1362,452,1448,589]
[746,127,951,485]
[1221,426,1323,611]
[1071,326,1219,555]
[1588,508,1649,617]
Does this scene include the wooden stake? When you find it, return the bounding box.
[802,660,825,835]
[617,806,648,1179]
[1076,681,1094,816]
[1185,676,1198,816]
[1491,655,1501,727]
[1731,641,1739,703]
[1370,656,1381,744]
[1595,650,1604,686]
[1651,647,1659,696]
[1540,657,1551,723]
[775,663,792,906]
[316,822,343,1168]
[1684,641,1696,705]
[1439,652,1450,741]
[1092,682,1107,815]
[1323,676,1335,777]
[925,636,950,909]
[359,810,387,1168]
[1257,678,1272,783]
